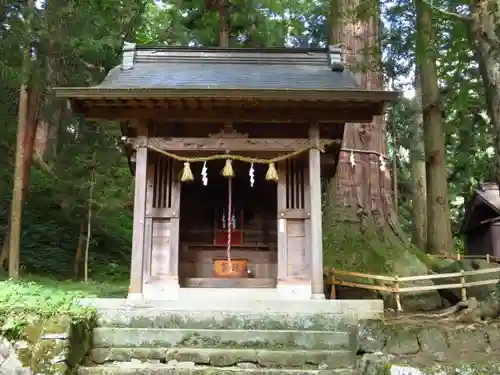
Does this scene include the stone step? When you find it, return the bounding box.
[78,363,355,375]
[81,298,383,320]
[92,328,353,351]
[89,347,355,368]
[97,309,351,331]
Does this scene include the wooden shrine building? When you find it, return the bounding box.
[55,44,397,300]
[460,183,500,257]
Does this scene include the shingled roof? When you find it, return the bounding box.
[55,44,399,103]
[461,183,500,233]
[100,44,358,91]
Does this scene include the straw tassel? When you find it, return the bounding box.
[222,159,235,178]
[265,162,279,182]
[181,162,194,182]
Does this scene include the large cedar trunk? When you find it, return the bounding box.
[324,0,404,273]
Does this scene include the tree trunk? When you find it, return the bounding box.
[410,70,427,251]
[325,0,405,273]
[218,0,229,47]
[414,0,454,256]
[469,0,500,189]
[84,162,96,282]
[1,89,38,270]
[74,221,86,279]
[8,83,29,278]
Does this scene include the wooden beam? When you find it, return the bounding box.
[129,123,148,297]
[126,137,338,152]
[277,163,288,282]
[308,122,324,299]
[76,104,378,123]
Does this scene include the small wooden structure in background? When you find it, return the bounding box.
[461,183,500,257]
[55,44,397,301]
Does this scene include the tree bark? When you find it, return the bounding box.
[8,83,29,278]
[74,221,86,279]
[323,0,408,277]
[410,70,427,251]
[7,0,38,277]
[218,0,229,47]
[468,0,500,189]
[1,89,38,270]
[328,0,395,227]
[414,0,454,256]
[84,154,96,282]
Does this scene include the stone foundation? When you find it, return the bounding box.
[357,319,500,374]
[0,315,93,375]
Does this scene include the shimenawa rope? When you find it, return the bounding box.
[146,144,324,182]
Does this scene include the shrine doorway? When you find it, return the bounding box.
[178,160,278,288]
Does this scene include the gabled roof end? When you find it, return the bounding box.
[328,44,344,72]
[121,42,136,71]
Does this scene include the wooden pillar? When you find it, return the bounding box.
[277,163,288,281]
[308,123,325,299]
[128,125,148,298]
[143,162,154,281]
[169,162,181,278]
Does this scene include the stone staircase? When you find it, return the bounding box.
[77,299,371,375]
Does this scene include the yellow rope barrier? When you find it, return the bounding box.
[146,144,324,182]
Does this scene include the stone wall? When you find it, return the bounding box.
[0,314,93,375]
[357,319,500,374]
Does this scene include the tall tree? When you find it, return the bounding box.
[324,0,414,273]
[8,0,37,278]
[414,0,455,256]
[410,69,427,250]
[468,2,500,191]
[420,0,499,202]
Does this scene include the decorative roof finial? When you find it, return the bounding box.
[121,42,136,71]
[328,44,344,72]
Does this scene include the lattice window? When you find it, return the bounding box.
[285,159,305,210]
[152,155,173,209]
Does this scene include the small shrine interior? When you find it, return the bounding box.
[143,121,312,289]
[179,160,279,287]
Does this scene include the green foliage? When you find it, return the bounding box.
[0,0,143,279]
[0,277,126,339]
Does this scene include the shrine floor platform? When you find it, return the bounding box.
[182,278,276,288]
[80,293,383,320]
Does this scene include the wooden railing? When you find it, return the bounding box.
[436,253,500,263]
[325,253,500,311]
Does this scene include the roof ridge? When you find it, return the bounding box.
[134,45,328,53]
[120,42,344,72]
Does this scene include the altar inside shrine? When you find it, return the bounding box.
[178,161,278,287]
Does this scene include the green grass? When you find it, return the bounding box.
[0,275,128,321]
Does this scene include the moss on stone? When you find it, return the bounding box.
[67,318,96,368]
[323,200,446,310]
[43,315,73,336]
[1,311,95,375]
[30,339,68,370]
[322,203,426,275]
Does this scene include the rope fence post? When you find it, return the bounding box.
[486,253,490,263]
[460,269,467,302]
[330,269,336,299]
[393,275,402,311]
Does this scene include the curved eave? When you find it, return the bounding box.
[54,87,400,104]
